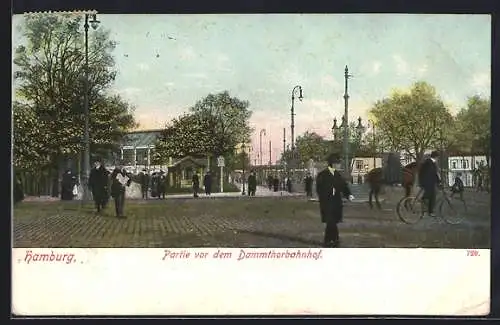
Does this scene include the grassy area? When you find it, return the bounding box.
[13,197,490,248]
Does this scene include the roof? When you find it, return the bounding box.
[170,156,206,168]
[122,129,163,148]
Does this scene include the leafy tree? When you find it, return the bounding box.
[450,95,491,164]
[294,131,330,164]
[369,81,453,163]
[189,91,253,157]
[13,13,136,172]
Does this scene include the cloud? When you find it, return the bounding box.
[178,46,196,61]
[136,63,150,71]
[470,72,490,93]
[417,63,428,76]
[392,54,409,75]
[372,61,382,74]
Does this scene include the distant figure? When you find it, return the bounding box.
[158,170,167,199]
[88,158,110,213]
[267,175,273,190]
[14,175,24,204]
[139,169,150,199]
[248,171,257,196]
[192,172,200,198]
[450,172,465,201]
[110,165,132,218]
[286,175,292,193]
[304,172,313,198]
[273,175,279,192]
[316,153,354,248]
[151,172,158,198]
[61,170,77,201]
[203,171,212,196]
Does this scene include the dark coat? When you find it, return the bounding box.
[89,166,110,198]
[139,172,150,189]
[157,174,167,192]
[304,176,313,191]
[316,168,352,224]
[61,171,77,200]
[192,174,200,189]
[110,168,131,198]
[248,174,257,190]
[203,174,212,189]
[418,158,440,189]
[14,177,24,203]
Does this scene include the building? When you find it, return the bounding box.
[350,157,383,183]
[447,155,487,187]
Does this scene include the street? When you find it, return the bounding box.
[13,188,490,248]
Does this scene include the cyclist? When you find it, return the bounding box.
[418,151,441,217]
[450,172,465,201]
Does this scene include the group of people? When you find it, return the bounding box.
[191,171,214,198]
[266,174,293,193]
[138,170,168,200]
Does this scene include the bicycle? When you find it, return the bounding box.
[396,186,467,225]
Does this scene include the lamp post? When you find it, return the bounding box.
[343,66,353,177]
[368,119,376,168]
[259,129,266,166]
[241,143,246,195]
[82,13,100,201]
[354,117,365,172]
[290,85,303,167]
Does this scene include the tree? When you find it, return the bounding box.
[189,91,253,157]
[294,131,330,165]
[13,13,136,172]
[450,95,491,165]
[152,114,214,162]
[369,81,453,163]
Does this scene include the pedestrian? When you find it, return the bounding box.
[304,172,313,198]
[151,172,158,198]
[14,174,24,204]
[203,171,212,196]
[139,169,150,199]
[61,169,76,201]
[267,174,273,190]
[88,158,110,214]
[417,150,441,217]
[247,170,257,196]
[273,175,279,192]
[450,172,465,201]
[316,153,354,248]
[110,165,131,218]
[158,170,167,199]
[286,174,292,193]
[192,171,200,198]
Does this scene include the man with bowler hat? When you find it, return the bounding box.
[316,153,354,248]
[88,157,110,213]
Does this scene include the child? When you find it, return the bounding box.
[450,173,465,201]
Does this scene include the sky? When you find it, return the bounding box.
[12,14,491,164]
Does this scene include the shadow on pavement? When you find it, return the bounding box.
[235,229,322,247]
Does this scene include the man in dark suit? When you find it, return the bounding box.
[88,158,110,213]
[158,170,167,199]
[203,171,212,196]
[316,153,354,248]
[247,170,257,196]
[304,172,313,198]
[418,150,441,217]
[139,169,150,199]
[110,164,132,218]
[192,171,200,198]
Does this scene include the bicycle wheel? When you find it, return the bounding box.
[397,197,423,224]
[440,196,467,225]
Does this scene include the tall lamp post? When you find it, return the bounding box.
[259,129,266,166]
[290,85,303,166]
[368,119,376,168]
[82,13,100,201]
[241,143,247,195]
[343,66,353,176]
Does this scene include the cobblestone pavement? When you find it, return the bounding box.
[13,193,490,248]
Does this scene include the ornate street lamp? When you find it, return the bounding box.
[82,13,100,201]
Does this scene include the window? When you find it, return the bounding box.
[461,160,469,169]
[355,160,363,170]
[451,161,457,169]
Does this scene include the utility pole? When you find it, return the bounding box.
[343,66,352,178]
[283,128,286,158]
[268,140,272,166]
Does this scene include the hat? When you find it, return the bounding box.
[326,153,341,165]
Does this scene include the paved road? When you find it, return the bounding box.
[13,191,490,248]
